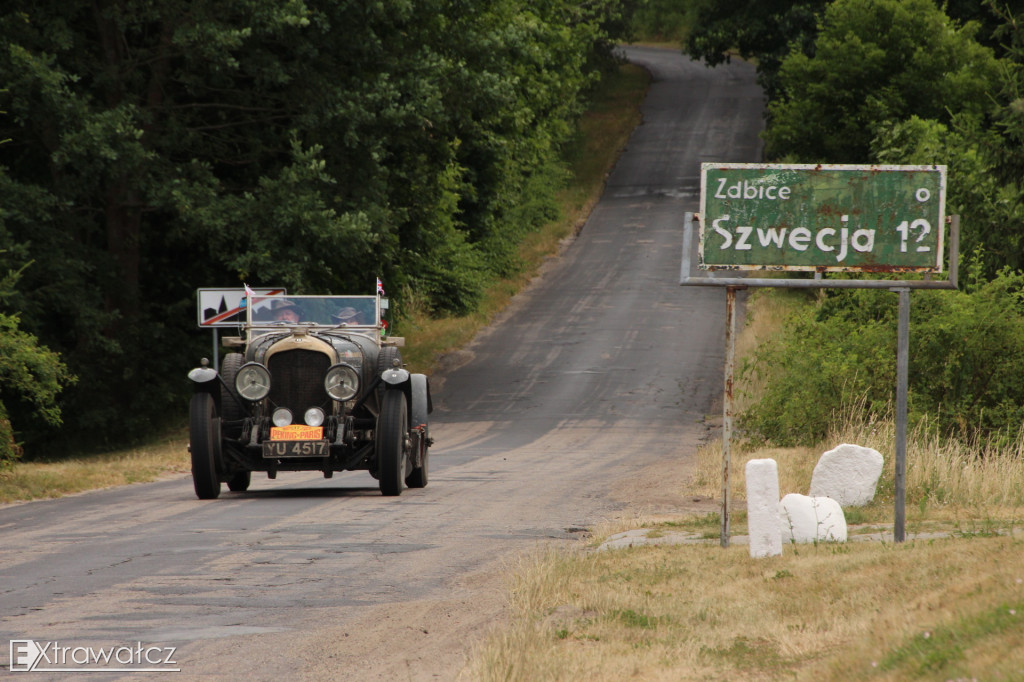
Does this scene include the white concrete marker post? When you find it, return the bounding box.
[745,459,783,558]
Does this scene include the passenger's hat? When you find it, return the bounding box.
[332,306,359,322]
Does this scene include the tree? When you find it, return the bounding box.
[869,4,1024,278]
[0,0,626,452]
[684,0,828,99]
[763,0,1001,162]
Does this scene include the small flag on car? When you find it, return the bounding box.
[376,277,385,296]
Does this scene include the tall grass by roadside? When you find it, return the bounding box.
[466,286,1024,681]
[691,416,1024,531]
[0,433,189,504]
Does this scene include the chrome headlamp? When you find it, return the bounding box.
[324,364,360,401]
[235,363,271,401]
[272,407,293,427]
[304,407,326,427]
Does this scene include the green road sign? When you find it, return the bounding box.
[699,164,947,272]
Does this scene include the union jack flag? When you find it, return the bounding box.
[376,277,385,296]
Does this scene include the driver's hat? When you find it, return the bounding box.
[269,298,298,311]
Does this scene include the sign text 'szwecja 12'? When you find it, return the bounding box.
[699,164,946,272]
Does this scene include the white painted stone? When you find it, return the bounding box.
[745,458,783,558]
[810,443,884,507]
[779,494,847,544]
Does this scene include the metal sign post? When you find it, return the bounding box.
[682,163,957,547]
[721,285,745,547]
[893,286,911,542]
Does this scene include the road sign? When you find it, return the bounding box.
[196,287,286,328]
[699,164,946,272]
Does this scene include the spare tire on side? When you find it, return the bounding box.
[219,352,246,439]
[376,346,402,376]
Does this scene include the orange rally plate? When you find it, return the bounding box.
[270,425,324,441]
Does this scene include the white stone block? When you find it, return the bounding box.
[779,494,847,544]
[745,458,782,558]
[810,443,884,507]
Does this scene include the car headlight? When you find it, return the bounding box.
[324,364,360,401]
[235,363,271,401]
[304,407,325,427]
[272,407,293,427]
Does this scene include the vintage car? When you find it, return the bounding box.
[187,292,432,499]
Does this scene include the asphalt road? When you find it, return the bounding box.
[0,47,763,680]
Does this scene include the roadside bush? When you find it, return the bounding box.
[739,269,1024,445]
[0,285,75,470]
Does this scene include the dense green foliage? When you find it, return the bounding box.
[682,0,1004,100]
[762,0,1000,161]
[741,271,1024,445]
[0,251,74,467]
[684,0,827,98]
[630,0,695,44]
[678,0,1024,443]
[0,0,631,454]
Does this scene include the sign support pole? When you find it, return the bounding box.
[212,329,220,373]
[893,286,911,542]
[721,286,743,547]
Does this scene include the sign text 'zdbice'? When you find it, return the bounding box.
[699,164,947,272]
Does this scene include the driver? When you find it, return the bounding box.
[270,299,301,323]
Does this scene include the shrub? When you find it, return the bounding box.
[739,269,1024,445]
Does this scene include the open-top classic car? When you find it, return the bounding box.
[187,292,432,499]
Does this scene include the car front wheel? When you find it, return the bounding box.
[376,390,409,496]
[189,393,221,500]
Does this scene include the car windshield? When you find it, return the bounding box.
[246,295,381,333]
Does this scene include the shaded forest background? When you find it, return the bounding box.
[0,0,635,460]
[5,0,1024,462]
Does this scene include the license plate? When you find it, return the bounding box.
[262,440,330,458]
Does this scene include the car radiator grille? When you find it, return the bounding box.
[268,350,331,414]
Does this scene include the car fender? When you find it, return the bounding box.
[187,365,220,401]
[410,373,432,430]
[380,369,431,429]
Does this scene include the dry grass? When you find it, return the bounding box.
[468,436,1024,680]
[0,432,189,504]
[466,281,1024,682]
[467,536,1024,681]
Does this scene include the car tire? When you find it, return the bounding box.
[227,470,251,492]
[219,352,246,439]
[376,390,408,496]
[405,428,429,488]
[189,393,221,500]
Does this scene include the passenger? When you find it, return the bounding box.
[332,307,363,325]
